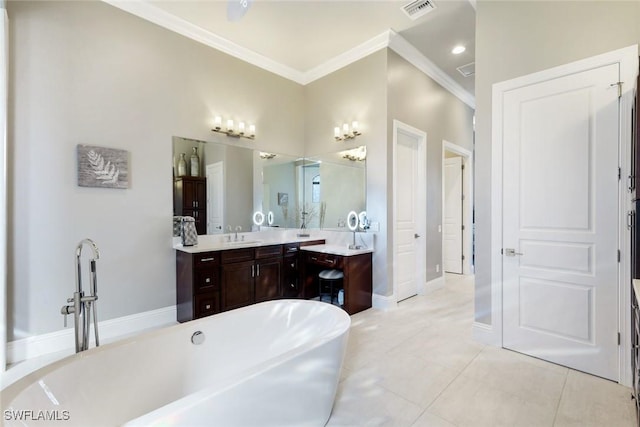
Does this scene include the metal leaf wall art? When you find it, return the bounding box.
[87,150,119,184]
[77,145,129,189]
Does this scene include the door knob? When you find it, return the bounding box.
[414,233,420,238]
[504,248,523,257]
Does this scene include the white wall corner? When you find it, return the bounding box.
[372,293,397,310]
[7,306,177,365]
[422,275,444,294]
[472,321,500,346]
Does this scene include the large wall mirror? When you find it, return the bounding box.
[172,136,366,235]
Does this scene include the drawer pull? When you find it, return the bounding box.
[205,278,211,283]
[287,248,298,252]
[200,257,215,262]
[311,256,318,261]
[205,304,211,310]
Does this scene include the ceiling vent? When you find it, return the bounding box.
[457,62,475,78]
[402,0,437,21]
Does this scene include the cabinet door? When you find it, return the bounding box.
[221,260,254,311]
[282,254,300,298]
[255,258,282,302]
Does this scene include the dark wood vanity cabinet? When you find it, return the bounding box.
[302,251,372,315]
[254,245,283,303]
[176,250,221,322]
[174,176,207,234]
[282,244,302,298]
[219,245,283,311]
[176,239,328,322]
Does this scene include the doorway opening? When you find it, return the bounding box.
[442,141,473,275]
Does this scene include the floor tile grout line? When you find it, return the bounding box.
[551,369,569,426]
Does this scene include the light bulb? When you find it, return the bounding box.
[227,119,234,133]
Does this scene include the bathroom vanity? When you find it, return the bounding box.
[175,239,373,322]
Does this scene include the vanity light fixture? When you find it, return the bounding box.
[213,115,256,140]
[334,121,361,141]
[340,145,367,162]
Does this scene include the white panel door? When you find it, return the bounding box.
[395,125,425,302]
[206,162,224,234]
[444,156,463,274]
[502,63,620,380]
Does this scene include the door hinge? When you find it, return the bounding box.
[611,81,623,98]
[462,255,465,261]
[462,225,465,231]
[462,194,465,201]
[461,164,465,170]
[628,211,635,230]
[618,332,621,345]
[618,250,621,262]
[619,167,622,180]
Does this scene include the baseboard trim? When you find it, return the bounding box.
[472,321,500,347]
[372,293,397,310]
[423,275,445,294]
[7,306,177,365]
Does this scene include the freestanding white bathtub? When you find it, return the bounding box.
[2,300,350,426]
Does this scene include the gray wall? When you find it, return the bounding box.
[304,51,390,296]
[474,0,640,324]
[387,50,475,283]
[8,0,304,339]
[8,0,476,341]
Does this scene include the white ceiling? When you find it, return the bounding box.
[108,0,476,95]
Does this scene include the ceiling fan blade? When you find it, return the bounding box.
[227,0,254,22]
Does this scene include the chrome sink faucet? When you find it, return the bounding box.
[235,226,242,241]
[61,239,100,353]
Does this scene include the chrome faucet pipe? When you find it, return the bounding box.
[62,239,100,353]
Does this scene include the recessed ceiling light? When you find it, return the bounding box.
[451,45,466,55]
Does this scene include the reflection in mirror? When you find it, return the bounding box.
[173,136,253,235]
[302,146,366,230]
[255,152,301,229]
[173,136,366,234]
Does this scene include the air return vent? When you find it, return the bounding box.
[402,0,437,20]
[457,62,475,77]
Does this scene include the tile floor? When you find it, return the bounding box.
[326,274,637,427]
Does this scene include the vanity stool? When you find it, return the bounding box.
[318,269,344,305]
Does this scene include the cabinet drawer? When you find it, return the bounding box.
[194,252,220,268]
[194,269,219,293]
[307,252,343,269]
[194,292,219,318]
[221,248,254,263]
[256,245,283,259]
[283,243,299,255]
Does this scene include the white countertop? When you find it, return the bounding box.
[174,236,324,254]
[300,244,373,257]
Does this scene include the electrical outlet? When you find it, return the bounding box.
[436,264,440,273]
[369,221,380,232]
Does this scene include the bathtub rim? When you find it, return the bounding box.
[2,299,351,412]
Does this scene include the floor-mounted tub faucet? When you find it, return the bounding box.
[61,239,100,353]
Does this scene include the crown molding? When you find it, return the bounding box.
[101,1,475,108]
[387,30,475,108]
[300,30,392,85]
[102,0,307,84]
